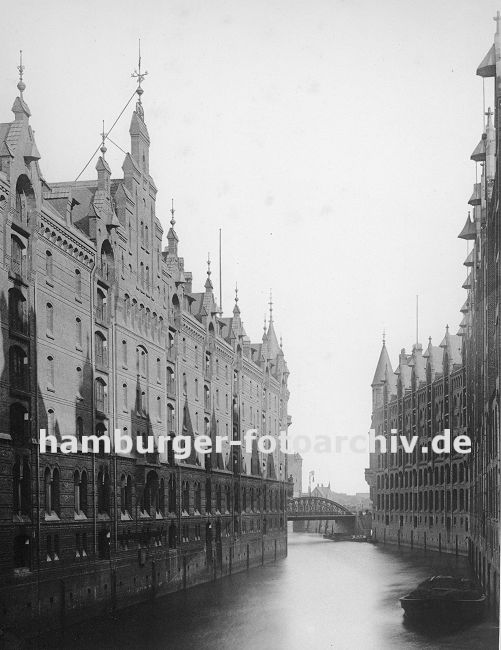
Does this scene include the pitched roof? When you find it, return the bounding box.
[458,214,476,240]
[372,342,393,386]
[477,44,496,77]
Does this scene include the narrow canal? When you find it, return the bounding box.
[36,532,499,649]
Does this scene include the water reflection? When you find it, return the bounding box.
[35,533,499,650]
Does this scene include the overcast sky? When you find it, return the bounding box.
[1,0,497,492]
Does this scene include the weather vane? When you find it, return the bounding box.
[17,50,26,99]
[131,39,148,117]
[170,198,176,227]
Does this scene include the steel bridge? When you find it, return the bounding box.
[287,496,356,521]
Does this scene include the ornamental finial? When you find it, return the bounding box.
[269,289,273,324]
[494,10,501,34]
[131,39,148,118]
[235,282,239,304]
[170,198,176,227]
[17,50,26,99]
[100,120,107,157]
[207,253,211,277]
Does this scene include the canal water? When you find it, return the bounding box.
[35,532,499,650]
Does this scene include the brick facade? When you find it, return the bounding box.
[0,76,290,635]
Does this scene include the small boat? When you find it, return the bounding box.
[400,575,486,620]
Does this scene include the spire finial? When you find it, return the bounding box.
[131,38,148,118]
[280,335,283,349]
[207,253,211,277]
[382,329,386,346]
[486,106,493,126]
[170,198,176,227]
[494,10,501,35]
[17,50,26,99]
[100,120,107,157]
[263,314,267,334]
[269,289,273,324]
[235,282,239,304]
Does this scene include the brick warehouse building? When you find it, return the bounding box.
[0,64,290,635]
[366,333,470,557]
[366,14,500,607]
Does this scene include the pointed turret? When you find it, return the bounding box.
[371,337,393,387]
[166,198,179,257]
[130,41,150,174]
[266,291,281,360]
[485,107,496,185]
[458,213,476,240]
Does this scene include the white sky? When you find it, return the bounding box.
[1,0,497,492]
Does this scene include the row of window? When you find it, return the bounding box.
[376,488,470,512]
[376,462,469,490]
[17,463,284,520]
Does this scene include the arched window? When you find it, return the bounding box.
[169,475,176,513]
[123,294,131,324]
[137,346,148,377]
[13,456,30,516]
[96,289,106,322]
[46,303,54,335]
[76,416,84,442]
[47,356,54,389]
[159,478,165,514]
[120,474,132,515]
[10,346,27,391]
[95,331,107,368]
[205,478,212,514]
[182,481,190,513]
[167,367,175,394]
[157,396,162,419]
[195,378,199,399]
[75,269,82,297]
[45,467,60,516]
[75,318,82,348]
[194,482,202,513]
[95,378,107,412]
[47,408,55,437]
[97,467,110,515]
[11,235,25,278]
[183,373,187,395]
[45,251,53,279]
[122,383,128,410]
[74,470,81,513]
[9,288,27,334]
[100,240,114,282]
[204,385,210,410]
[167,404,175,432]
[216,484,222,512]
